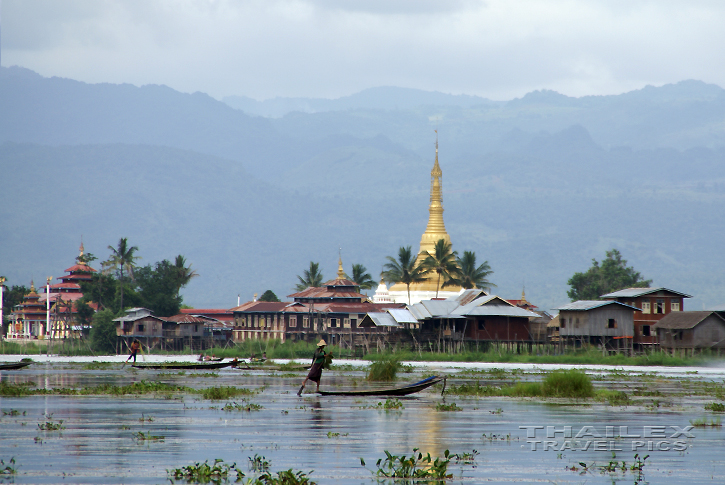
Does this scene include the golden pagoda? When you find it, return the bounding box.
[389,134,463,302]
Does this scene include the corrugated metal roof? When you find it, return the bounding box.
[417,300,459,317]
[452,295,511,315]
[653,311,725,330]
[557,300,640,311]
[361,312,401,327]
[601,287,693,299]
[407,303,432,320]
[387,309,418,324]
[449,289,488,305]
[463,305,540,318]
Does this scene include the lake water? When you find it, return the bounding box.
[1,357,724,484]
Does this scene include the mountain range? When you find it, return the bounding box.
[1,65,724,312]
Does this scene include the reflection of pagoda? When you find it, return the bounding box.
[388,135,463,304]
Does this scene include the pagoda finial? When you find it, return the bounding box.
[521,286,527,305]
[30,280,36,293]
[337,248,345,279]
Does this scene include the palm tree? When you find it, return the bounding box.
[104,237,139,311]
[382,246,429,304]
[350,264,375,290]
[421,239,461,298]
[295,261,324,291]
[455,251,496,291]
[173,255,199,296]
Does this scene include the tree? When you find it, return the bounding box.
[567,249,652,301]
[259,290,281,302]
[89,309,117,354]
[420,239,461,298]
[172,255,198,296]
[103,238,140,311]
[295,262,324,291]
[350,264,375,290]
[136,260,182,317]
[79,273,118,312]
[454,251,496,291]
[382,246,429,304]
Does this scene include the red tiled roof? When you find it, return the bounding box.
[60,274,93,281]
[181,309,233,315]
[323,278,359,287]
[288,287,366,300]
[63,264,97,273]
[50,282,81,289]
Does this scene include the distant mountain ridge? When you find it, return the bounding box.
[1,66,724,313]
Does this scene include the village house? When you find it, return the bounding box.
[600,287,691,348]
[556,300,639,352]
[408,290,541,351]
[230,260,405,350]
[653,311,725,354]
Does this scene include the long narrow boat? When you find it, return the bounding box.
[131,361,237,370]
[0,361,32,370]
[316,376,445,397]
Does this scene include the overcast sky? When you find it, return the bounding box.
[2,0,724,101]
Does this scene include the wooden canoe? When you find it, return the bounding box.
[316,376,445,397]
[0,361,32,370]
[131,361,237,370]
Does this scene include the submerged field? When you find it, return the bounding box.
[1,357,725,483]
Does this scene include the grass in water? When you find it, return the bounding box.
[222,401,262,412]
[446,370,594,400]
[436,402,463,412]
[366,359,401,381]
[690,416,722,427]
[705,402,725,412]
[168,458,243,483]
[0,457,17,476]
[201,386,256,400]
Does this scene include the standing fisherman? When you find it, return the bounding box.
[297,339,328,396]
[126,339,141,363]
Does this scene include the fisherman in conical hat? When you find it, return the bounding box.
[297,339,328,396]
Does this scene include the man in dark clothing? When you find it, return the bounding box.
[126,340,141,363]
[297,339,327,395]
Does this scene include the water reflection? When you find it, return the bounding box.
[0,363,724,483]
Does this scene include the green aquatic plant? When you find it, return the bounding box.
[0,457,17,475]
[595,390,630,406]
[705,402,725,412]
[361,448,453,480]
[248,454,271,473]
[690,416,722,427]
[222,401,262,412]
[202,386,256,401]
[133,431,164,441]
[253,469,316,485]
[168,458,243,484]
[436,402,462,412]
[541,370,594,398]
[366,359,401,381]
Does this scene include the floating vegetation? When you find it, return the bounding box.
[436,402,463,412]
[446,370,594,400]
[366,359,401,381]
[168,458,243,484]
[222,401,262,412]
[133,431,165,441]
[567,453,648,483]
[139,414,154,422]
[490,407,504,414]
[455,450,479,465]
[361,448,453,480]
[254,469,316,485]
[0,457,17,476]
[202,386,256,401]
[248,454,271,473]
[690,416,722,427]
[363,398,405,411]
[482,433,512,442]
[83,361,115,370]
[326,432,339,438]
[595,390,631,406]
[38,414,65,431]
[2,409,25,416]
[705,402,725,412]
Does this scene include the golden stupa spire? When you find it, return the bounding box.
[417,130,451,259]
[78,241,85,261]
[521,286,527,305]
[337,249,346,279]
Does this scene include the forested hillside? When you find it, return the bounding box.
[1,66,724,311]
